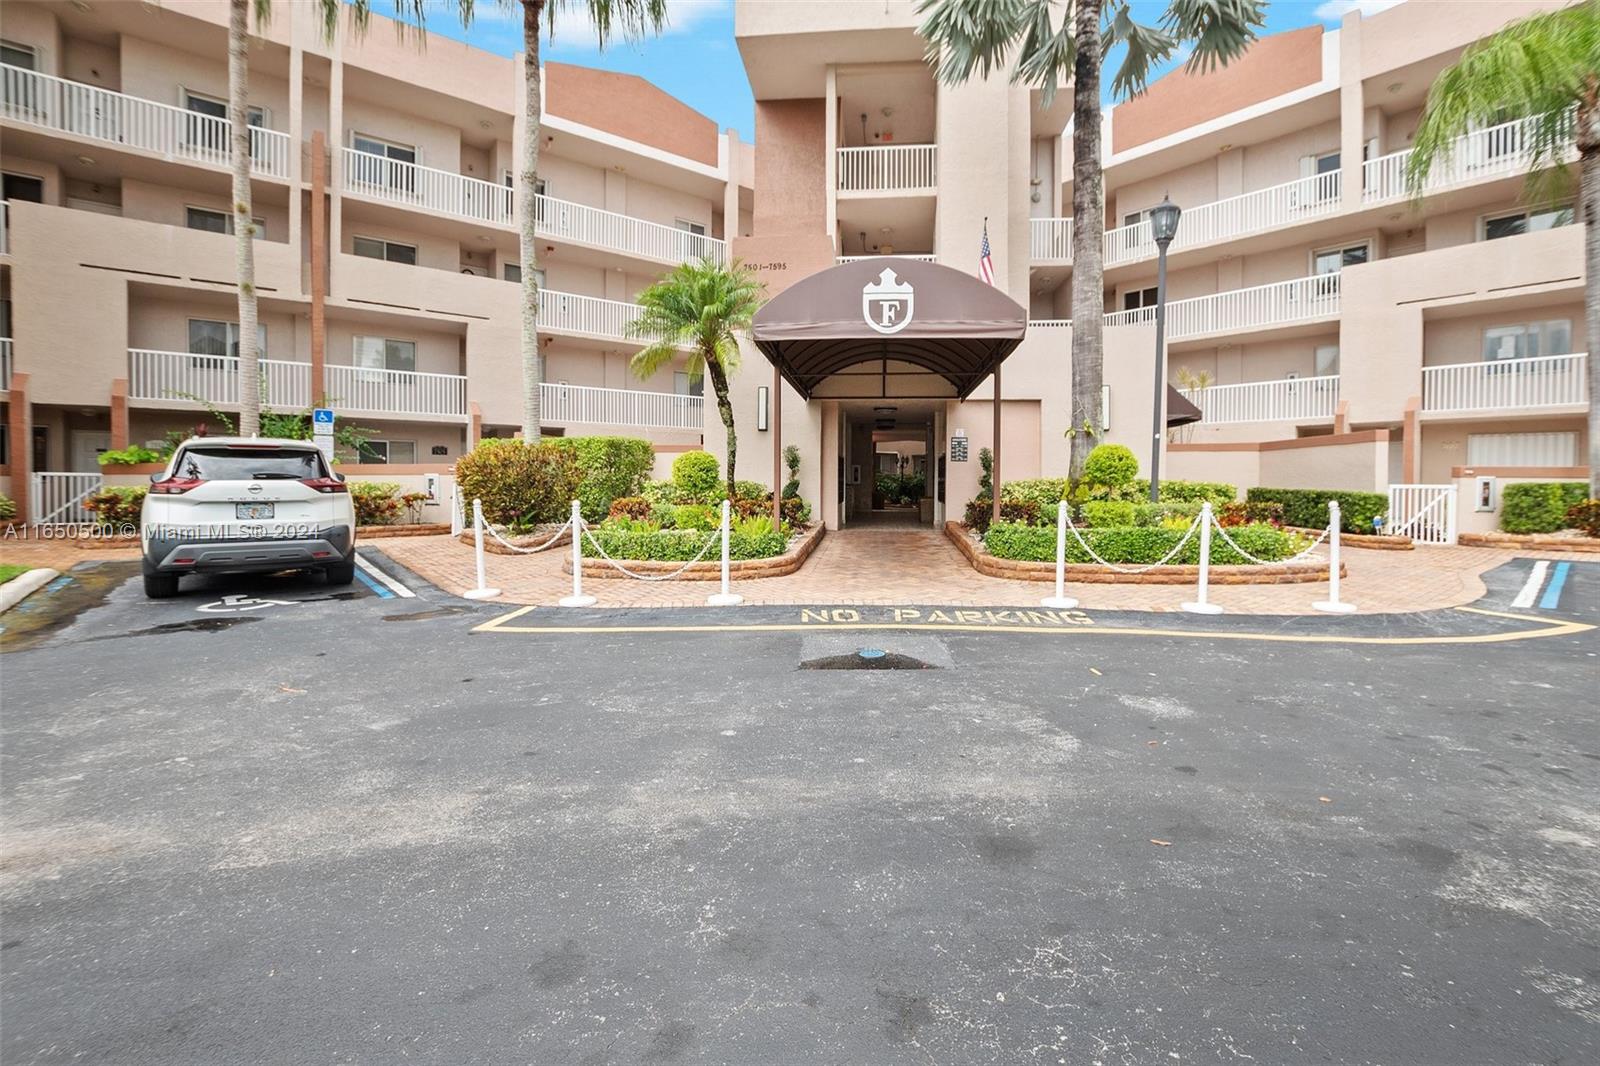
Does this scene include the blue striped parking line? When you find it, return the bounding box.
[352,567,394,599]
[1538,561,1571,611]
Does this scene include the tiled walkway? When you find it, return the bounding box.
[366,525,1570,615]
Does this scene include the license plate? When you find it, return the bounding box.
[236,502,275,520]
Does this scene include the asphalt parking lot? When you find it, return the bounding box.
[1,555,1597,1064]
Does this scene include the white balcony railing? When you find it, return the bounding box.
[541,382,704,431]
[1363,114,1561,203]
[1031,217,1073,261]
[1422,352,1588,413]
[1184,375,1340,424]
[537,289,647,342]
[837,144,937,193]
[1166,273,1340,339]
[835,254,937,264]
[340,147,726,264]
[2,63,291,179]
[0,338,11,391]
[1102,307,1155,328]
[325,364,468,420]
[128,349,311,409]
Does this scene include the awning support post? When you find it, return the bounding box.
[991,363,1002,527]
[772,363,783,530]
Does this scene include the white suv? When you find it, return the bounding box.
[140,437,357,599]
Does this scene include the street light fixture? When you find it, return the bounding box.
[1147,195,1181,503]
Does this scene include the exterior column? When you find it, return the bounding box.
[771,364,783,529]
[110,379,129,450]
[310,129,328,405]
[1401,396,1420,483]
[824,64,838,250]
[1338,12,1365,211]
[469,402,483,449]
[8,372,30,524]
[288,42,303,263]
[991,363,1002,526]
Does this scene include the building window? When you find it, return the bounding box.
[1314,150,1340,175]
[675,218,707,236]
[186,206,264,237]
[353,336,417,374]
[1312,242,1369,275]
[674,371,705,398]
[1122,287,1158,311]
[182,91,265,156]
[503,264,545,287]
[1482,320,1572,362]
[2,172,45,204]
[352,235,418,265]
[1482,205,1574,241]
[351,134,417,194]
[188,318,266,367]
[1,40,38,70]
[1314,345,1340,377]
[358,439,417,465]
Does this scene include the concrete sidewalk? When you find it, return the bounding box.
[365,526,1576,614]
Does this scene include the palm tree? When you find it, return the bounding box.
[228,1,665,440]
[916,0,1264,482]
[1405,0,1600,496]
[626,258,766,501]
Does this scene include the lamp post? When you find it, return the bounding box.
[1147,195,1181,503]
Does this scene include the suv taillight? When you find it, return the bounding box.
[301,477,348,494]
[149,477,203,495]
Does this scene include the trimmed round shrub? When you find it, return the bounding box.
[672,450,721,502]
[673,503,718,531]
[1082,500,1136,528]
[455,439,581,527]
[1083,443,1138,489]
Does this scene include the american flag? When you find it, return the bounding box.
[978,222,995,286]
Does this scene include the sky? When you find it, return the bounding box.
[366,0,1407,143]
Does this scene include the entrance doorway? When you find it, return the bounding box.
[839,400,938,527]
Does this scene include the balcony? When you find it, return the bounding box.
[128,349,311,410]
[1183,375,1340,425]
[325,364,468,421]
[836,144,937,194]
[1363,114,1560,204]
[340,147,726,265]
[1166,273,1339,340]
[538,289,653,344]
[1422,352,1588,414]
[541,382,703,431]
[1,64,291,180]
[1032,171,1342,267]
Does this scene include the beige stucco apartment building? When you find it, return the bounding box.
[1,0,1588,533]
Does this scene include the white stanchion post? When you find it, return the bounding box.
[1313,499,1357,613]
[462,499,501,600]
[1040,499,1078,609]
[559,499,597,608]
[1181,502,1225,615]
[706,499,743,606]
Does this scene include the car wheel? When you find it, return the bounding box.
[324,560,357,586]
[143,571,181,599]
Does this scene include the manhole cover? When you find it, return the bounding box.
[798,649,937,671]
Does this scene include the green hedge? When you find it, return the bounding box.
[984,521,1300,565]
[1500,481,1588,534]
[1245,487,1387,533]
[1130,479,1237,506]
[553,437,655,521]
[456,439,581,527]
[588,527,786,561]
[83,486,147,529]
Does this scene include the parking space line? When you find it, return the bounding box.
[355,555,415,598]
[1511,560,1550,609]
[1538,561,1571,610]
[352,567,394,599]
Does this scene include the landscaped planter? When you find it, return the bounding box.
[946,522,1342,585]
[461,523,573,555]
[569,523,825,581]
[1458,531,1600,552]
[1284,525,1413,550]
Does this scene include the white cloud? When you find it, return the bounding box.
[465,0,729,49]
[1312,0,1406,20]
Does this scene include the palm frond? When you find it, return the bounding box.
[1407,0,1599,198]
[916,0,1034,89]
[625,257,764,385]
[1162,0,1266,77]
[1104,1,1178,100]
[550,0,670,48]
[1012,0,1078,106]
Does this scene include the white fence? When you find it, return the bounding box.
[128,349,311,409]
[1,63,291,179]
[1364,114,1561,203]
[1184,375,1340,424]
[0,337,11,391]
[1388,484,1457,546]
[1422,352,1587,413]
[837,144,937,193]
[31,472,102,526]
[1030,218,1073,261]
[325,364,468,419]
[541,382,704,430]
[339,147,725,263]
[1166,273,1340,339]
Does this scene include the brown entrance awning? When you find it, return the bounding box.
[1166,386,1202,427]
[751,257,1028,399]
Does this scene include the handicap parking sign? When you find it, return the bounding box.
[313,408,335,427]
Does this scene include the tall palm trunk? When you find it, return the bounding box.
[228,0,260,436]
[519,0,546,441]
[1067,0,1104,483]
[704,356,736,500]
[1581,91,1599,498]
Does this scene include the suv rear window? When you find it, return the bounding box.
[172,446,328,481]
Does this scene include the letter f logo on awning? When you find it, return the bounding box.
[863,268,914,335]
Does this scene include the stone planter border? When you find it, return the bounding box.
[1284,525,1413,550]
[945,522,1341,585]
[1458,531,1600,553]
[571,523,826,581]
[461,524,573,555]
[359,523,452,538]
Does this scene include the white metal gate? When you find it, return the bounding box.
[1388,483,1457,545]
[31,472,103,526]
